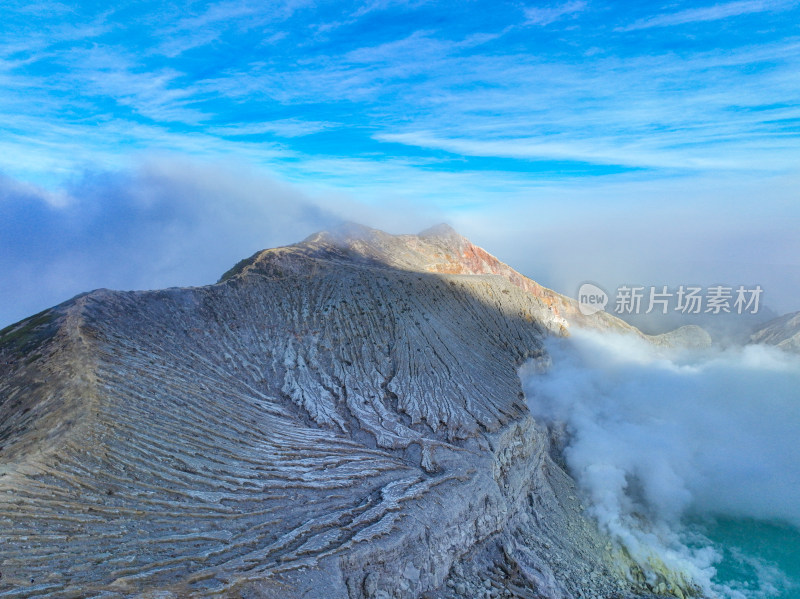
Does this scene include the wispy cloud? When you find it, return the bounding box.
[523,1,587,26]
[152,0,308,57]
[171,1,260,31]
[3,0,798,184]
[352,0,430,18]
[364,36,800,173]
[376,131,732,170]
[618,0,796,31]
[207,119,339,138]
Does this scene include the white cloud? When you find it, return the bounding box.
[171,1,260,31]
[375,130,746,169]
[351,0,430,18]
[359,38,800,172]
[0,160,340,328]
[3,1,799,186]
[376,124,800,171]
[619,0,796,31]
[523,1,587,26]
[208,119,339,138]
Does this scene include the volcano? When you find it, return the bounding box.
[0,224,699,598]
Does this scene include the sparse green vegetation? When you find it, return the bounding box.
[218,251,261,283]
[0,309,57,356]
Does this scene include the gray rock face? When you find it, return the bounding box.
[649,325,712,350]
[750,310,800,353]
[0,225,678,598]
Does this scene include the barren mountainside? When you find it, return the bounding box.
[750,310,800,353]
[0,225,697,598]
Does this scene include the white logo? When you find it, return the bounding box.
[578,282,608,315]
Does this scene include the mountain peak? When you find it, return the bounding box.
[418,222,462,240]
[303,221,382,244]
[262,223,495,277]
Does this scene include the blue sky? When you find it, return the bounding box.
[2,0,800,327]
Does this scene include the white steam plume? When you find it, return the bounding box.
[521,330,800,596]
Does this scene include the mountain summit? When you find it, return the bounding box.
[0,226,691,598]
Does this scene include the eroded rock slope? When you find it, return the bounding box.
[1,224,684,598]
